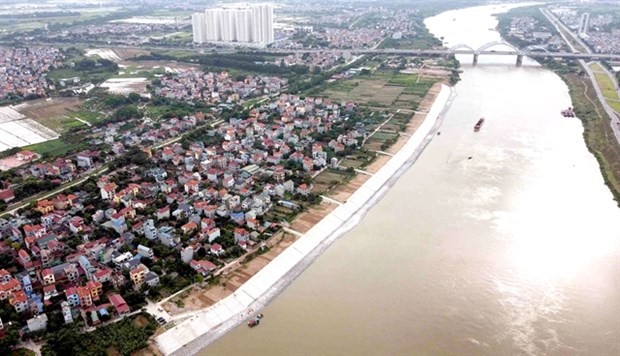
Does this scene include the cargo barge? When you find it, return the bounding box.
[474,117,485,131]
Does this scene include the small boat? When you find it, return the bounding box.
[561,107,575,117]
[437,131,441,136]
[474,117,485,132]
[248,313,264,328]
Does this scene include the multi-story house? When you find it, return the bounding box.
[77,286,92,307]
[65,287,80,307]
[10,291,28,313]
[129,265,147,288]
[41,268,55,285]
[86,281,103,301]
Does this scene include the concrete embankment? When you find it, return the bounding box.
[156,84,456,356]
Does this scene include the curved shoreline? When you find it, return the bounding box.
[156,84,456,356]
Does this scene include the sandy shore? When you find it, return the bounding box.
[155,84,456,355]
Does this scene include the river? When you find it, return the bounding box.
[202,4,620,355]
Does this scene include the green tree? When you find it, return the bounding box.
[0,325,20,354]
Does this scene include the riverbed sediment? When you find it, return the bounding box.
[156,84,455,356]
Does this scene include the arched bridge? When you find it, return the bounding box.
[448,40,554,65]
[262,41,620,66]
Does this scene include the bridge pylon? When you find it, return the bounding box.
[516,54,523,67]
[473,53,479,66]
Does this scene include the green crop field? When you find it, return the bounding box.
[320,70,439,111]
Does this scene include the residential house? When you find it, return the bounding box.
[10,291,28,313]
[100,183,117,200]
[86,281,103,301]
[0,270,11,283]
[77,286,92,307]
[35,200,54,214]
[76,150,95,168]
[108,293,130,315]
[92,268,112,284]
[180,246,195,263]
[144,272,159,287]
[62,301,73,324]
[17,249,31,267]
[207,227,221,243]
[63,264,79,283]
[41,268,55,285]
[185,180,200,194]
[297,183,313,196]
[156,207,170,220]
[137,245,154,259]
[0,189,15,203]
[0,279,22,300]
[234,228,250,243]
[21,275,32,296]
[27,313,48,332]
[190,259,217,276]
[43,284,58,300]
[181,221,197,235]
[129,265,147,288]
[210,243,224,256]
[69,216,84,234]
[65,287,80,307]
[23,224,46,239]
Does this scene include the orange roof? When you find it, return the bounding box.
[130,265,146,275]
[183,222,197,230]
[86,281,102,289]
[37,200,53,207]
[0,279,20,293]
[10,290,27,304]
[102,183,117,192]
[77,286,91,298]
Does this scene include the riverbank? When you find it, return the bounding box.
[560,68,620,204]
[155,84,455,355]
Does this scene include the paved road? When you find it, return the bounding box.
[0,166,109,218]
[584,62,620,144]
[541,8,591,54]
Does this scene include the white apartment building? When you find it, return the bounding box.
[192,3,274,46]
[192,12,207,43]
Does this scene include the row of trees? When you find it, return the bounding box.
[138,52,310,77]
[41,315,157,356]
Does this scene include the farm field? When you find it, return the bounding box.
[13,97,100,133]
[101,77,150,94]
[0,10,116,33]
[0,106,59,152]
[320,70,438,111]
[23,138,87,157]
[312,169,354,194]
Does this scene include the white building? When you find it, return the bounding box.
[61,301,73,324]
[180,246,194,264]
[192,13,207,43]
[137,245,154,259]
[27,313,48,332]
[192,4,274,45]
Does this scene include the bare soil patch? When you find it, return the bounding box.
[290,201,337,233]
